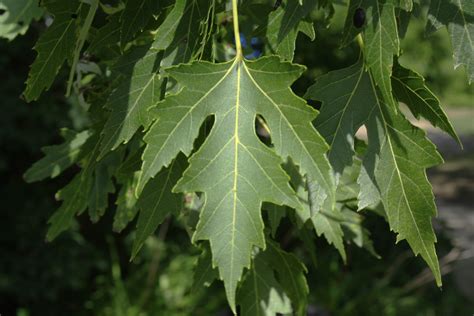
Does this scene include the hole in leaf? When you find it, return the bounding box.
[255,115,272,146]
[18,21,24,26]
[71,13,78,19]
[0,9,6,16]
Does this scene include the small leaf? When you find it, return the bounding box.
[192,246,218,293]
[341,208,380,258]
[392,60,461,145]
[426,0,474,82]
[24,130,91,183]
[265,0,317,60]
[113,172,139,232]
[131,157,185,259]
[152,0,187,51]
[263,240,308,316]
[47,172,92,241]
[238,249,292,316]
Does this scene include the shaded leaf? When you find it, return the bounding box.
[24,129,91,183]
[426,0,474,82]
[238,249,292,316]
[131,157,185,259]
[98,45,163,158]
[392,60,460,144]
[24,0,84,101]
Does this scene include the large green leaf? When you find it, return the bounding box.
[138,56,334,310]
[426,0,474,82]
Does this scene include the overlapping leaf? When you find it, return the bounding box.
[132,156,185,258]
[138,56,334,310]
[307,61,443,286]
[426,0,474,82]
[265,0,316,60]
[237,249,292,316]
[24,129,91,183]
[392,61,460,144]
[343,0,400,109]
[306,61,374,176]
[98,45,163,158]
[119,0,159,47]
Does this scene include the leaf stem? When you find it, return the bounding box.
[356,33,365,52]
[66,0,99,97]
[232,0,242,58]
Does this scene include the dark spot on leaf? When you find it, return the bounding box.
[18,21,24,27]
[71,13,78,19]
[353,8,366,28]
[0,9,6,16]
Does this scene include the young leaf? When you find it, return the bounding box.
[138,56,334,310]
[341,209,380,258]
[264,203,286,237]
[24,0,84,101]
[426,0,473,82]
[391,61,461,144]
[154,0,213,64]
